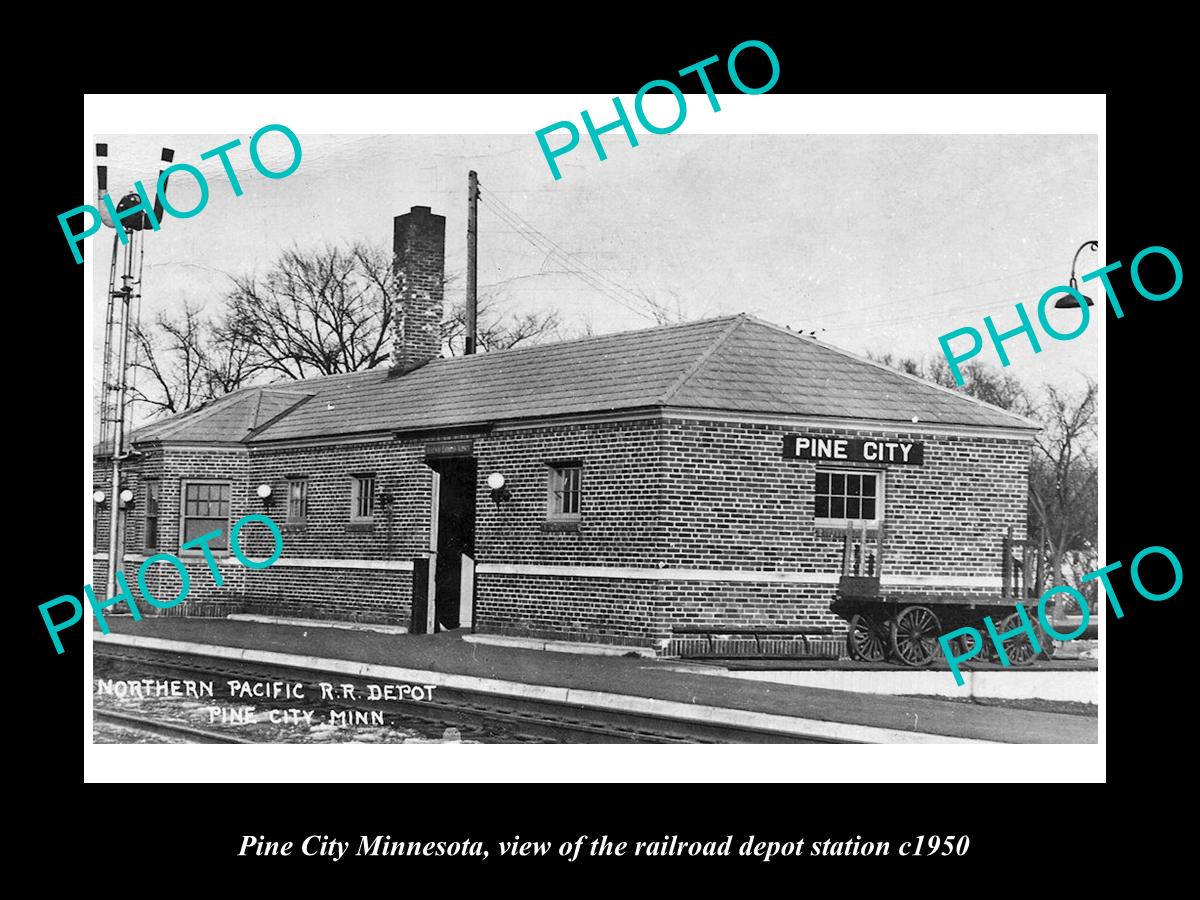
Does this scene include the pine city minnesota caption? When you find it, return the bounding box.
[239,833,967,862]
[95,678,437,727]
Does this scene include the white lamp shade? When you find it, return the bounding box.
[486,472,506,490]
[256,483,273,499]
[119,489,134,504]
[92,490,106,504]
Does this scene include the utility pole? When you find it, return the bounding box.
[466,170,478,355]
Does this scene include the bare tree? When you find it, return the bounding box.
[131,244,566,421]
[635,288,690,326]
[867,352,1031,414]
[130,300,263,419]
[205,319,263,396]
[868,352,1098,589]
[443,295,561,356]
[131,302,214,416]
[222,243,399,379]
[1028,379,1098,585]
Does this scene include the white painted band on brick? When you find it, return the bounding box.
[94,632,996,744]
[477,563,839,583]
[476,562,1004,589]
[269,558,414,572]
[93,552,241,567]
[92,554,413,572]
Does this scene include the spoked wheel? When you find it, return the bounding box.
[951,631,984,660]
[997,612,1039,666]
[890,605,941,667]
[847,613,887,662]
[1038,625,1058,660]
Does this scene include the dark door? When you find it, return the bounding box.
[431,457,476,630]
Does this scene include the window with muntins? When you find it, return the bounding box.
[287,478,308,523]
[144,480,160,550]
[815,469,881,524]
[182,481,231,549]
[351,475,375,521]
[548,464,582,517]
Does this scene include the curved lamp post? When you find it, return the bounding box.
[1054,240,1099,308]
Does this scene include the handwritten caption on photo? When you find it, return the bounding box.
[96,678,438,727]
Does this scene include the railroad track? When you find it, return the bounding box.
[93,643,823,744]
[94,709,252,744]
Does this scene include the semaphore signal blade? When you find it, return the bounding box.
[96,143,115,228]
[149,147,175,229]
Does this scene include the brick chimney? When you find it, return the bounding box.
[390,205,445,373]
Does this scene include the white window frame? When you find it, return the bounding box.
[813,467,884,527]
[180,479,232,553]
[144,479,161,551]
[546,462,582,520]
[286,477,308,524]
[350,474,376,523]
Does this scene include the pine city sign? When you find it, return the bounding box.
[783,434,925,465]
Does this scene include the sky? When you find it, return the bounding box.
[91,132,1098,415]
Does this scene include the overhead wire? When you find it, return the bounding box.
[478,193,642,311]
[821,297,1033,332]
[478,187,663,321]
[793,262,1067,325]
[477,192,659,321]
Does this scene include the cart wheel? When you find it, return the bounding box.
[997,612,1039,666]
[847,613,887,662]
[1036,619,1057,659]
[890,605,941,667]
[952,632,983,660]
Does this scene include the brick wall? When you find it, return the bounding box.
[92,447,256,613]
[91,413,1031,650]
[659,419,1030,574]
[475,419,667,567]
[92,442,419,625]
[472,416,1030,648]
[239,439,433,624]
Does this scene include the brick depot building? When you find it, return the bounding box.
[93,206,1037,655]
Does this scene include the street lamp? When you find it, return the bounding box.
[1054,240,1099,308]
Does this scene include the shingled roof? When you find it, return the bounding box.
[129,315,1035,447]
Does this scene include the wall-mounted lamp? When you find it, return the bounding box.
[256,483,274,504]
[93,490,107,505]
[378,491,395,510]
[1055,240,1099,308]
[118,488,134,508]
[487,472,512,509]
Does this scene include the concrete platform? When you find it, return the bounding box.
[462,633,656,658]
[717,668,1097,704]
[93,618,1097,744]
[226,614,408,635]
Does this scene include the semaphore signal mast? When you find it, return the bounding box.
[95,142,174,602]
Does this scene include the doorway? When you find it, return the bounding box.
[427,457,476,632]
